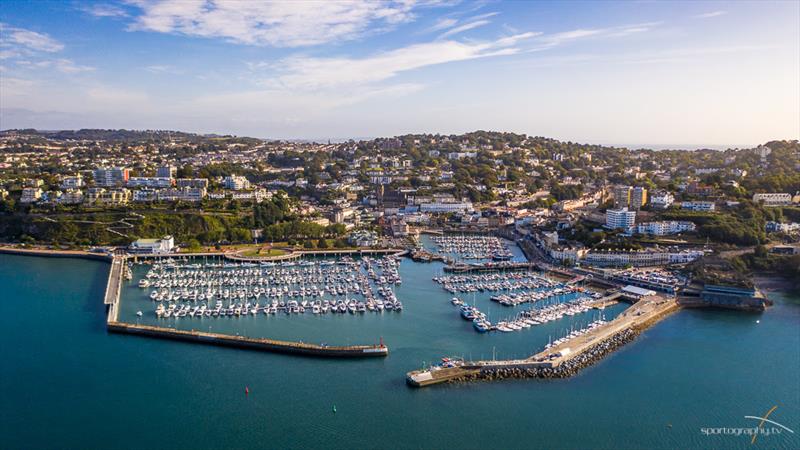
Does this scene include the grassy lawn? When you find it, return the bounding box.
[240,247,287,257]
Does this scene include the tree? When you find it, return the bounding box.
[317,238,329,249]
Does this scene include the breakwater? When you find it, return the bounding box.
[407,295,679,387]
[107,322,389,357]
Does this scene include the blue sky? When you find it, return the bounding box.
[1,0,798,147]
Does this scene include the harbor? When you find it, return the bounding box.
[2,247,798,450]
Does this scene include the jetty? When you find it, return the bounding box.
[106,322,388,357]
[406,293,678,387]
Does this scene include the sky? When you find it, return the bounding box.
[1,0,798,147]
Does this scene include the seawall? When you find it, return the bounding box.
[107,322,389,357]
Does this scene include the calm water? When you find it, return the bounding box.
[1,253,798,449]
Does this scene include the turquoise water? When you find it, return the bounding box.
[1,253,798,449]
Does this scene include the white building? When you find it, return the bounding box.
[176,178,209,189]
[59,189,84,204]
[420,201,474,213]
[681,201,716,212]
[650,191,674,209]
[157,187,206,202]
[133,189,158,202]
[348,230,378,247]
[636,221,696,236]
[20,187,42,203]
[60,175,84,189]
[129,236,175,254]
[752,193,792,207]
[224,175,251,190]
[605,208,636,230]
[127,177,174,188]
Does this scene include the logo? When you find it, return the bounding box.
[744,406,795,444]
[699,405,796,444]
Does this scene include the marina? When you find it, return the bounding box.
[431,235,514,261]
[136,256,404,319]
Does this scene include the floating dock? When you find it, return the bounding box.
[406,294,678,387]
[107,322,389,357]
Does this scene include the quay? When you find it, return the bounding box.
[0,245,113,262]
[106,322,389,357]
[104,255,125,323]
[406,293,678,387]
[131,247,407,262]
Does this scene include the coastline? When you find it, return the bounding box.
[754,274,799,297]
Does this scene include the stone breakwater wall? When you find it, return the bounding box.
[452,328,640,383]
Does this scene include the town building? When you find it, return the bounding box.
[60,175,84,189]
[681,201,715,212]
[752,193,792,206]
[20,187,43,203]
[766,221,800,233]
[129,236,175,254]
[127,177,174,188]
[348,230,378,247]
[157,187,207,202]
[605,207,636,230]
[176,178,209,189]
[650,191,674,209]
[630,186,648,209]
[59,189,84,204]
[613,185,632,208]
[156,165,176,178]
[224,175,251,190]
[86,187,131,205]
[133,189,158,202]
[93,167,130,187]
[636,221,696,236]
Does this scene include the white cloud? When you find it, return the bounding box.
[438,19,491,38]
[265,32,538,90]
[144,64,183,74]
[427,17,457,32]
[533,22,660,49]
[694,11,727,19]
[13,58,94,74]
[0,23,64,53]
[80,3,129,18]
[128,0,421,47]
